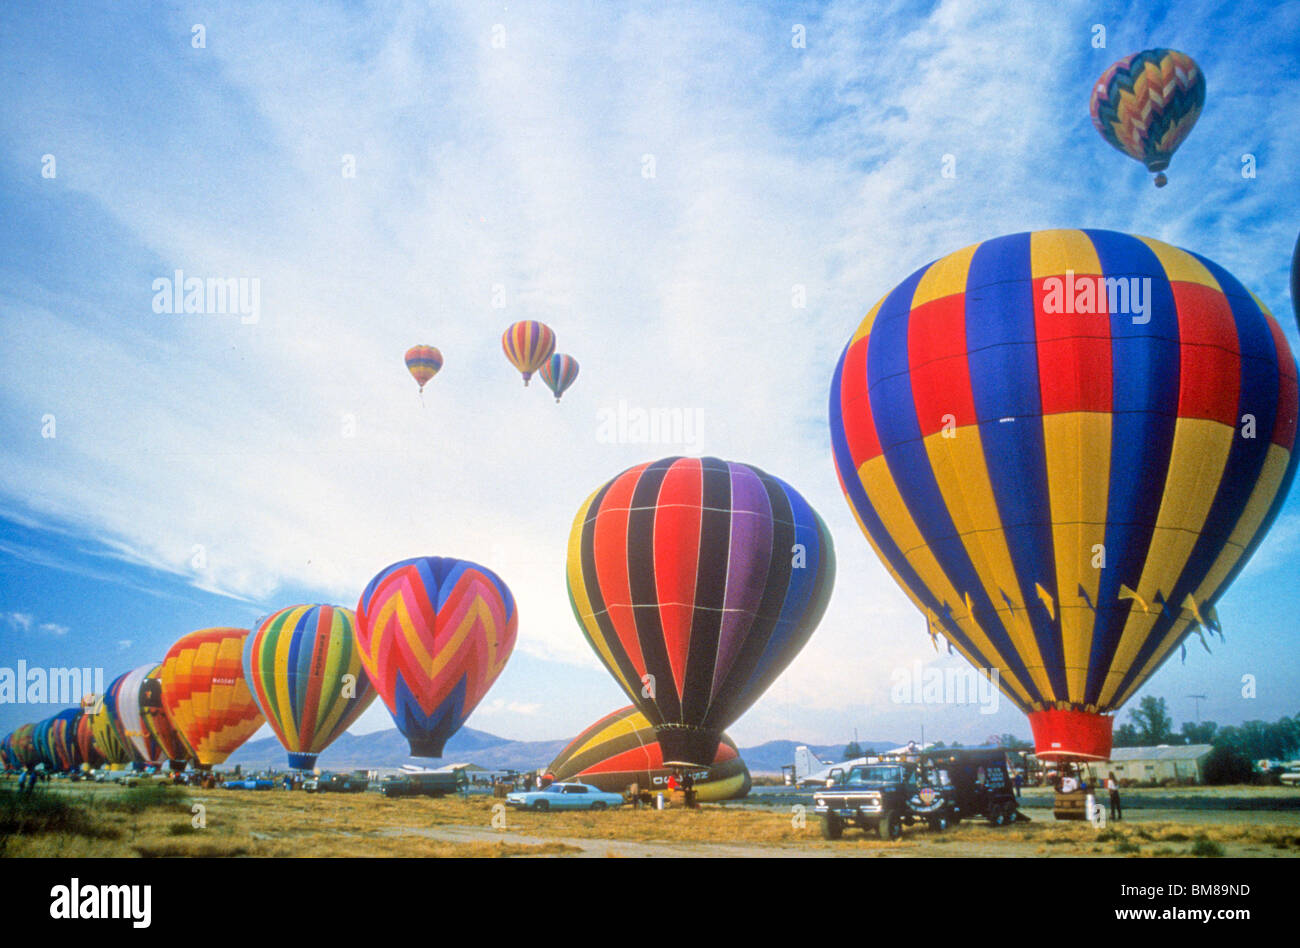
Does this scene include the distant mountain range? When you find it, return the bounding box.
[226,728,902,775]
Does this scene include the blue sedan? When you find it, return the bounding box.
[505,782,624,811]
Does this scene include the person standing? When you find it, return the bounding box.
[1107,771,1122,821]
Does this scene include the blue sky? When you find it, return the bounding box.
[1,0,1298,749]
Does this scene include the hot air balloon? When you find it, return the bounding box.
[548,705,752,801]
[9,723,39,769]
[32,717,57,770]
[404,345,443,394]
[158,628,265,768]
[830,229,1298,762]
[106,663,188,768]
[1089,49,1205,188]
[567,457,836,767]
[539,353,579,403]
[501,320,556,385]
[89,694,133,768]
[0,732,11,771]
[50,708,82,771]
[244,604,377,770]
[356,557,518,758]
[73,710,104,770]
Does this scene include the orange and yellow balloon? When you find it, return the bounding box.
[158,627,265,768]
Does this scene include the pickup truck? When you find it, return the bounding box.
[380,770,469,798]
[814,762,924,839]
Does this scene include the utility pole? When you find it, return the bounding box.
[1188,694,1207,724]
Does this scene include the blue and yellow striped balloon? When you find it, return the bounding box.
[830,229,1297,760]
[243,605,377,770]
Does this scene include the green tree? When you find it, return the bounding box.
[998,733,1032,750]
[843,741,863,761]
[1180,721,1217,744]
[1113,723,1141,748]
[1129,696,1175,745]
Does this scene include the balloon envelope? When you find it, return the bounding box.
[539,353,579,402]
[1090,49,1205,186]
[90,693,133,766]
[73,710,104,769]
[244,604,377,770]
[404,345,443,392]
[10,723,38,769]
[501,320,556,385]
[108,663,183,766]
[548,705,751,801]
[159,628,265,767]
[356,557,518,758]
[830,229,1297,760]
[567,456,836,767]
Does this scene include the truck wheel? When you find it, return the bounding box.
[532,800,549,811]
[822,814,843,840]
[927,816,948,832]
[878,811,902,841]
[990,805,1008,827]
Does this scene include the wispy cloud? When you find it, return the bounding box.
[0,0,1296,743]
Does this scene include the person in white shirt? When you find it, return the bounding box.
[1107,771,1122,820]
[1060,773,1079,793]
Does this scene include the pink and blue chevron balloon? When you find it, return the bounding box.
[355,557,518,757]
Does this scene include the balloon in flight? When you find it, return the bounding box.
[501,320,556,386]
[404,345,443,393]
[567,456,836,767]
[1090,49,1205,188]
[356,557,518,758]
[539,353,579,403]
[244,604,377,770]
[829,228,1297,761]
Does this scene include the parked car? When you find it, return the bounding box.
[505,782,624,811]
[223,778,274,791]
[305,771,369,793]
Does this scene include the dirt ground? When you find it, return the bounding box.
[3,780,1299,857]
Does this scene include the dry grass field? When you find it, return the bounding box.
[3,781,1299,858]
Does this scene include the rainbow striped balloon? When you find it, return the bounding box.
[404,345,443,393]
[501,320,556,385]
[356,557,518,758]
[1090,49,1205,187]
[830,229,1297,760]
[9,723,38,769]
[539,353,579,402]
[244,604,377,770]
[159,628,265,767]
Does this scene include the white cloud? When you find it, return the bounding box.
[37,623,69,637]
